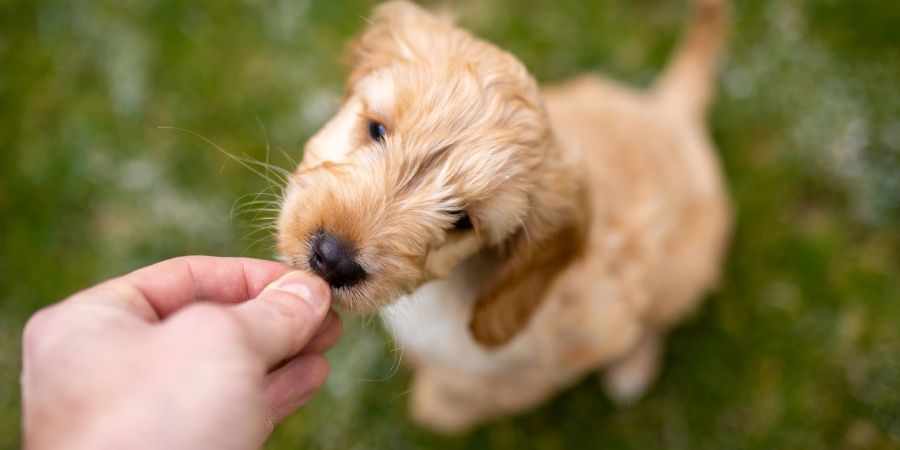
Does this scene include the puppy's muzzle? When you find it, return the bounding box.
[308,231,366,288]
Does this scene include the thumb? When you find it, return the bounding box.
[232,271,331,368]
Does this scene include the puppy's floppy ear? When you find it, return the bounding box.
[469,204,586,349]
[345,1,452,90]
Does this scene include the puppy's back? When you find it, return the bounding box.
[541,0,731,327]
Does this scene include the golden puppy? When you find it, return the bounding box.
[277,0,731,432]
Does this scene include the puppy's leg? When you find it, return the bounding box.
[601,332,662,405]
[410,363,556,433]
[409,366,480,433]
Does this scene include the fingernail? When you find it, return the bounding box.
[273,272,329,313]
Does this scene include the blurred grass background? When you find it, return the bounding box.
[1,0,899,448]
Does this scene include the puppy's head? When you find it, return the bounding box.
[278,1,584,346]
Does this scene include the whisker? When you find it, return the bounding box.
[239,225,278,243]
[236,207,283,214]
[159,124,296,261]
[277,146,298,168]
[243,220,280,229]
[514,213,533,259]
[234,211,283,221]
[231,198,282,219]
[253,117,295,184]
[234,191,284,201]
[241,227,274,240]
[239,152,291,183]
[390,386,416,402]
[249,224,279,232]
[388,339,404,379]
[246,233,276,252]
[255,115,273,179]
[241,184,285,234]
[360,334,405,382]
[233,205,281,217]
[159,126,285,188]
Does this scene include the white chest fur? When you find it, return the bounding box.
[380,259,539,374]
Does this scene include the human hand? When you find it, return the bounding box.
[21,256,340,450]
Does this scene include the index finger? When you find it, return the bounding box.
[68,256,293,321]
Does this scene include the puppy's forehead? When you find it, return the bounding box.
[358,64,488,133]
[357,69,397,119]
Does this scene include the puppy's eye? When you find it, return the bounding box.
[447,210,472,230]
[368,120,387,143]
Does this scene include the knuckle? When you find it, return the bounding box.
[173,303,243,340]
[328,312,343,338]
[22,307,62,355]
[310,355,330,383]
[175,302,220,321]
[303,355,330,391]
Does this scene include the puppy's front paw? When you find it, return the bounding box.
[468,309,517,349]
[602,333,661,405]
[410,371,479,434]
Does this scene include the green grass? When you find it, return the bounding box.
[1,0,898,448]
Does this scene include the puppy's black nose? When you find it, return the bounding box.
[308,231,366,288]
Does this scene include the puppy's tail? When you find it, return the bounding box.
[653,0,728,118]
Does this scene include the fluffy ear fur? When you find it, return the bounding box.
[469,159,588,349]
[469,219,584,348]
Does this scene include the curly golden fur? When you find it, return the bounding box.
[278,0,731,432]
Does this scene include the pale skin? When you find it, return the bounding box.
[20,256,341,450]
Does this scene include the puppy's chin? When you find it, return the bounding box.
[328,281,409,314]
[331,290,379,313]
